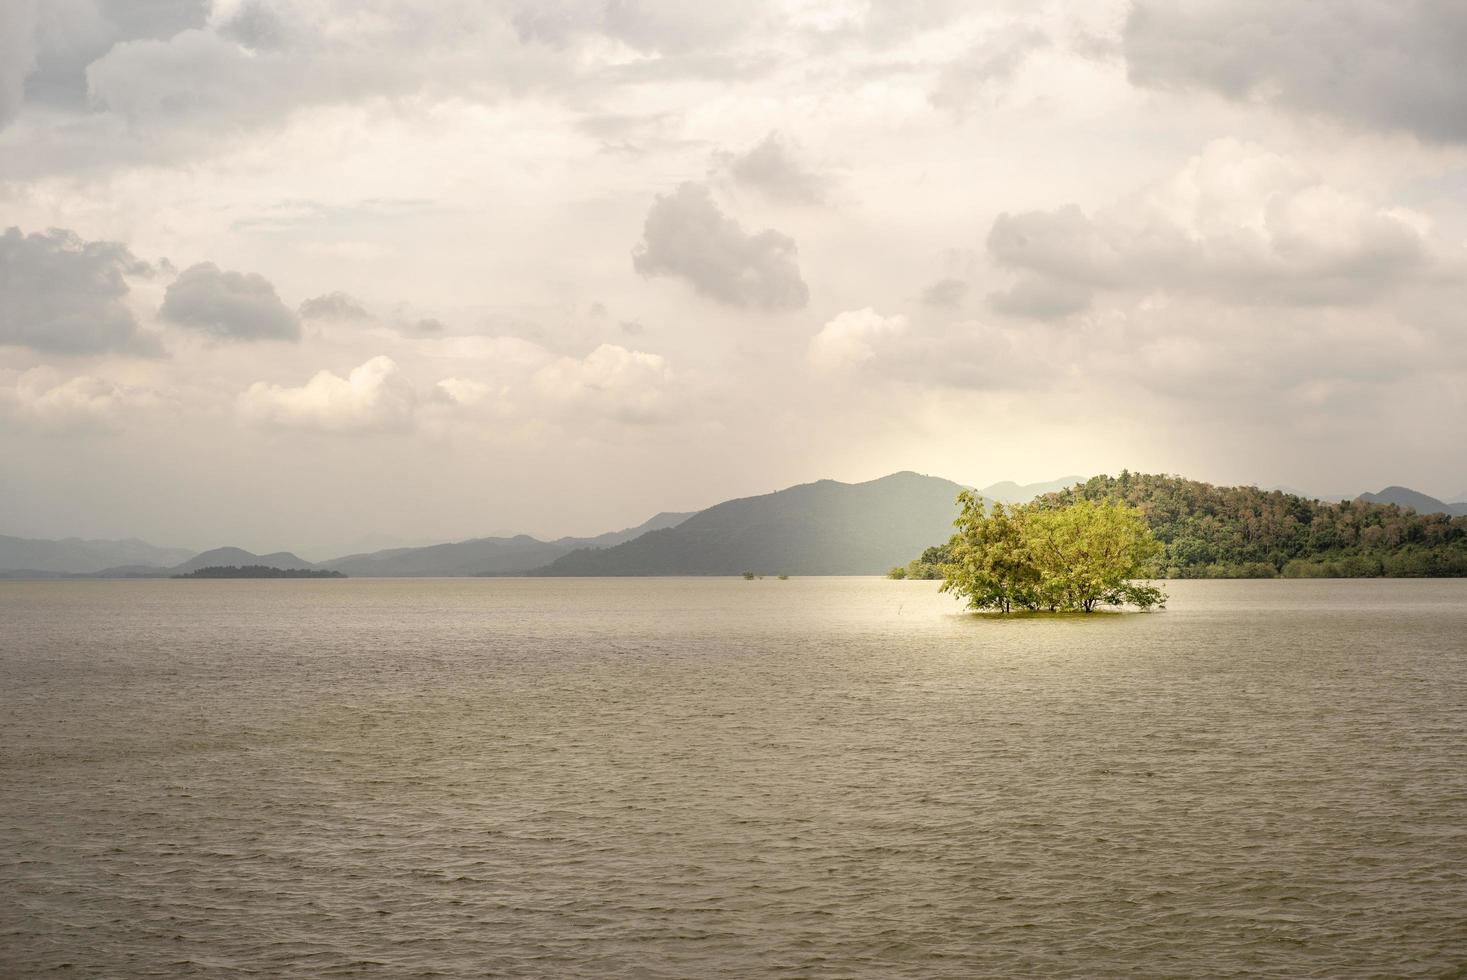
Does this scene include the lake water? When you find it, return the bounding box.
[2,578,1465,977]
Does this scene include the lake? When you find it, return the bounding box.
[2,578,1465,977]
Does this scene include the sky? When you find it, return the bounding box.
[2,0,1466,557]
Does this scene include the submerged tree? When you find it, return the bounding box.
[940,493,1165,613]
[941,492,1040,613]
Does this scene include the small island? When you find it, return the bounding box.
[172,565,346,579]
[919,492,1165,614]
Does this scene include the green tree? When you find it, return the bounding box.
[940,492,1041,613]
[940,493,1165,613]
[1020,500,1166,612]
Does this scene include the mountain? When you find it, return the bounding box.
[0,535,194,575]
[1357,486,1467,517]
[169,548,318,575]
[532,471,967,576]
[322,511,694,576]
[976,476,1083,504]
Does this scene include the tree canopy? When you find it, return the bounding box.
[939,492,1165,613]
[1041,472,1467,578]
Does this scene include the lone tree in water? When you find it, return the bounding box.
[941,491,1166,613]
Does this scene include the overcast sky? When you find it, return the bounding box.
[2,0,1466,557]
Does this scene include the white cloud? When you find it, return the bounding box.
[531,343,674,423]
[5,367,172,434]
[239,355,417,432]
[809,308,909,373]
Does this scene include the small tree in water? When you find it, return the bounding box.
[941,491,1166,613]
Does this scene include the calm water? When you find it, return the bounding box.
[2,578,1465,978]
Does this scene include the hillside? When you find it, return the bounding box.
[324,511,692,576]
[169,548,318,575]
[0,535,194,575]
[532,472,967,576]
[1357,486,1467,517]
[1035,473,1467,577]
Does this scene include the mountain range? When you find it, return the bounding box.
[3,475,1464,579]
[1356,486,1467,518]
[532,471,966,576]
[321,512,692,576]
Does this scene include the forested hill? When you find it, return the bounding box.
[1035,473,1467,578]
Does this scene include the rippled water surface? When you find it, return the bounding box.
[2,577,1466,977]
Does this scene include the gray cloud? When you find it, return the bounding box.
[299,291,370,321]
[716,132,830,206]
[511,0,763,55]
[985,140,1435,318]
[0,0,38,128]
[1125,0,1467,143]
[159,262,300,341]
[986,275,1093,319]
[0,226,161,355]
[218,0,287,51]
[632,182,809,311]
[22,0,206,112]
[930,25,1050,117]
[920,277,968,310]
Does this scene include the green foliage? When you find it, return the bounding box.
[939,492,1166,614]
[886,565,907,579]
[1036,472,1467,578]
[741,571,756,580]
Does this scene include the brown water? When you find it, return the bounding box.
[2,577,1465,977]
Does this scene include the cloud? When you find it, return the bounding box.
[806,308,1047,393]
[70,0,759,155]
[216,0,287,51]
[0,226,161,355]
[921,278,968,310]
[510,0,764,55]
[299,291,370,321]
[930,25,1050,117]
[5,367,171,434]
[22,0,206,112]
[632,182,809,311]
[809,308,909,373]
[1124,0,1467,143]
[531,343,674,423]
[239,355,417,433]
[159,262,301,341]
[985,139,1435,317]
[986,276,1092,319]
[0,0,38,128]
[715,132,830,206]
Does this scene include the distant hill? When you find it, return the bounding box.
[0,535,194,575]
[976,476,1083,503]
[1357,486,1467,517]
[168,547,318,575]
[533,472,967,576]
[323,511,693,576]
